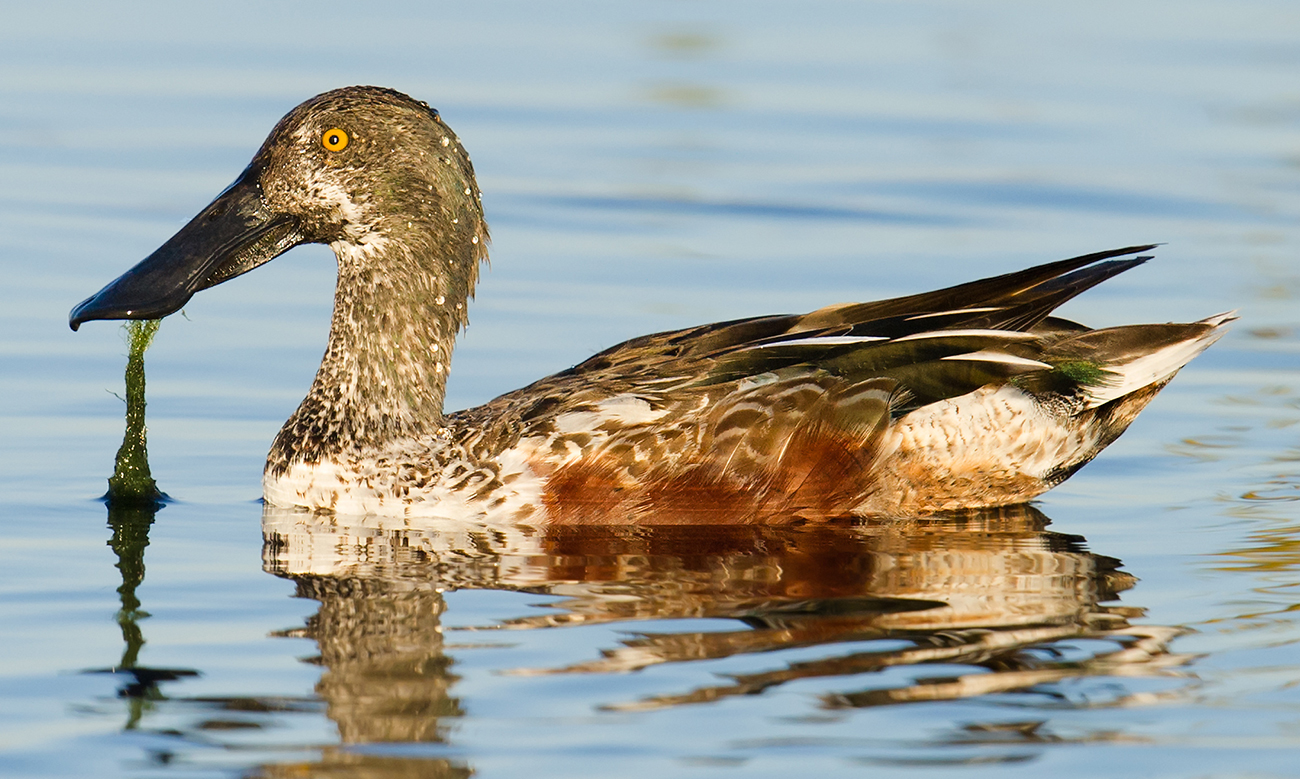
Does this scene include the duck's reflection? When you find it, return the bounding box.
[260,504,1193,754]
[283,575,463,745]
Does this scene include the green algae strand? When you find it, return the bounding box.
[106,319,166,506]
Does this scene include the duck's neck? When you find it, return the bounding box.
[268,219,484,473]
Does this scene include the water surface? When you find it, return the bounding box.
[2,2,1298,777]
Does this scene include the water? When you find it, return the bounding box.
[2,1,1298,776]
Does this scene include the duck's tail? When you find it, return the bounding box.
[1032,311,1235,488]
[1054,311,1236,409]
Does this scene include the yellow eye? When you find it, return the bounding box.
[321,128,349,151]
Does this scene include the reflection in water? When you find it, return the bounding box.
[96,501,199,730]
[252,576,472,779]
[86,320,197,729]
[643,26,727,110]
[284,576,464,744]
[644,83,727,110]
[647,29,722,60]
[105,320,165,506]
[255,505,1195,771]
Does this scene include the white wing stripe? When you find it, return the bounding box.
[892,329,1040,343]
[743,335,888,350]
[905,306,1002,320]
[940,350,1053,369]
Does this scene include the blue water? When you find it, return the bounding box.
[2,2,1298,777]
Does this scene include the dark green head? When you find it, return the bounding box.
[70,86,489,329]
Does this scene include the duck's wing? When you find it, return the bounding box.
[779,243,1158,338]
[689,245,1174,407]
[455,247,1228,521]
[557,244,1157,383]
[472,244,1216,432]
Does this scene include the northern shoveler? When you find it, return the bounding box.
[70,86,1231,523]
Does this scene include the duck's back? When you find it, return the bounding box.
[432,245,1230,524]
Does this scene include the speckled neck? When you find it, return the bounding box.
[278,240,460,456]
[267,106,488,474]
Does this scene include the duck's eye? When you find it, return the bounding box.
[321,128,349,151]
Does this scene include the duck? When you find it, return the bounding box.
[70,86,1232,524]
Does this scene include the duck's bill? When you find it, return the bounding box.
[69,165,305,331]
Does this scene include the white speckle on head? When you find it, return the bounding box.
[311,179,384,244]
[464,187,471,195]
[441,136,450,147]
[435,295,445,305]
[471,236,479,244]
[332,230,391,262]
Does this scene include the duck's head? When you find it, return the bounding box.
[70,86,488,330]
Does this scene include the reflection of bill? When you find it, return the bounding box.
[263,504,1195,724]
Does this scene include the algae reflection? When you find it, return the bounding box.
[256,504,1197,770]
[86,321,197,728]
